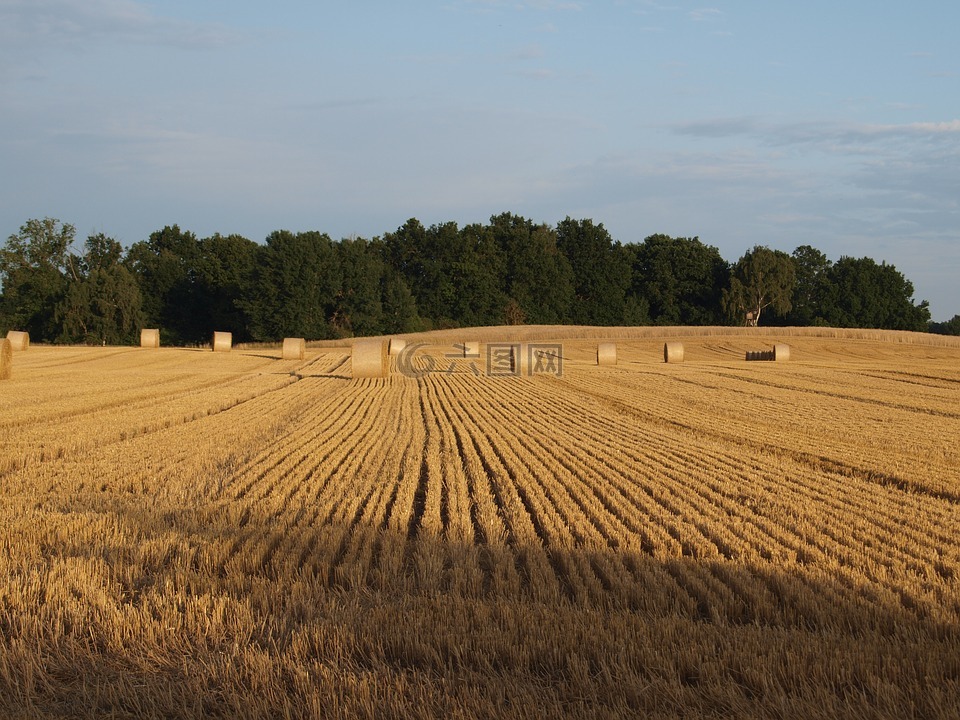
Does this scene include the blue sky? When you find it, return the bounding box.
[2,1,958,319]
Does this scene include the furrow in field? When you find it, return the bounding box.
[422,374,562,603]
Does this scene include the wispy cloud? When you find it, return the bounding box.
[687,8,722,21]
[0,0,246,50]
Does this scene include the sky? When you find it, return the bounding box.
[1,1,958,320]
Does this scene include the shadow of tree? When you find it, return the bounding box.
[3,495,957,720]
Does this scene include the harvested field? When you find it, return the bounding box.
[1,328,958,719]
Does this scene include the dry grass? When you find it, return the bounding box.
[1,328,958,719]
[0,338,11,380]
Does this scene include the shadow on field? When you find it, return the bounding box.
[4,495,958,720]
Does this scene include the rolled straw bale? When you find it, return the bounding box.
[0,338,11,380]
[211,331,232,353]
[388,338,406,356]
[6,330,29,351]
[140,329,160,348]
[597,342,617,366]
[663,341,684,363]
[463,341,480,358]
[773,343,791,362]
[352,339,389,379]
[282,337,306,360]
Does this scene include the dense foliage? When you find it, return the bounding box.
[0,215,937,344]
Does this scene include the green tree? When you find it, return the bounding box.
[556,217,631,325]
[0,217,75,340]
[488,213,574,324]
[820,256,930,331]
[56,233,143,345]
[630,234,728,325]
[786,245,833,325]
[244,230,341,341]
[194,233,259,342]
[333,237,385,337]
[929,315,960,335]
[125,225,202,344]
[722,246,796,326]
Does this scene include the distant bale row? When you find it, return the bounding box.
[6,330,29,351]
[0,338,11,380]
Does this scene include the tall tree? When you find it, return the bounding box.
[244,230,341,341]
[125,225,202,344]
[556,217,631,325]
[820,256,930,331]
[194,233,259,342]
[56,233,143,345]
[0,218,75,340]
[630,234,728,325]
[722,246,796,326]
[333,237,385,336]
[786,245,832,325]
[489,213,574,324]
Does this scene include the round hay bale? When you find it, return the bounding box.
[0,338,11,380]
[773,343,791,362]
[211,331,232,353]
[6,330,29,351]
[140,328,160,348]
[352,339,389,379]
[282,337,306,360]
[597,342,617,366]
[462,341,480,358]
[388,338,407,356]
[663,341,684,363]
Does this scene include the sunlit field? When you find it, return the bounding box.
[1,327,958,719]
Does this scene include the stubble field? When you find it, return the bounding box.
[1,327,958,719]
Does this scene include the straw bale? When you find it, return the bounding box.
[597,342,617,366]
[6,330,29,351]
[388,338,407,356]
[663,341,684,363]
[352,339,389,379]
[282,337,306,360]
[463,341,480,358]
[140,329,160,348]
[773,343,791,361]
[211,331,232,352]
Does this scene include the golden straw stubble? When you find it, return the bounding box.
[352,339,389,378]
[282,337,306,360]
[6,330,29,351]
[211,331,232,353]
[0,337,11,380]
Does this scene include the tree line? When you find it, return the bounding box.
[0,214,950,346]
